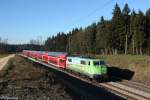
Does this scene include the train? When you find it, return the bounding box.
[22,50,107,79]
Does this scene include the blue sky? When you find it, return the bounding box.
[0,0,150,44]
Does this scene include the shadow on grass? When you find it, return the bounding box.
[107,66,135,82]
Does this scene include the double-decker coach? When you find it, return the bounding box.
[48,52,67,68]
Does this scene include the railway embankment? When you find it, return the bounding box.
[96,55,150,85]
[0,55,74,100]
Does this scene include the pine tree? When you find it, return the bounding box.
[133,11,145,55]
[111,3,124,54]
[85,23,97,54]
[145,9,150,54]
[122,3,131,54]
[130,10,137,54]
[96,16,111,54]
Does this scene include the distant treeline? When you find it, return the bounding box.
[0,36,44,54]
[45,3,150,55]
[0,43,43,54]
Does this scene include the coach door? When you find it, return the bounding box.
[59,59,66,68]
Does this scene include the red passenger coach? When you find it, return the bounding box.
[22,50,29,56]
[42,53,49,62]
[23,50,34,57]
[22,50,67,69]
[29,51,37,58]
[36,51,45,60]
[47,52,67,68]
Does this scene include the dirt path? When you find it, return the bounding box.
[0,54,15,71]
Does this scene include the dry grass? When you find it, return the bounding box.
[0,54,9,58]
[96,55,150,85]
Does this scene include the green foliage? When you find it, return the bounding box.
[111,3,124,53]
[96,16,111,54]
[45,32,68,52]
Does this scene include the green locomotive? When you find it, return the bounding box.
[66,56,107,79]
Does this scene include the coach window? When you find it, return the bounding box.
[60,59,64,62]
[81,60,86,65]
[68,59,72,62]
[88,62,90,66]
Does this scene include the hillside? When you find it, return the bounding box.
[96,55,150,85]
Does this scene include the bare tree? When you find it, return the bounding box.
[37,36,43,45]
[30,39,36,45]
[3,38,8,44]
[0,37,1,43]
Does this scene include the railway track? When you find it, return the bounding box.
[110,76,150,94]
[20,54,150,100]
[118,80,150,93]
[104,82,150,100]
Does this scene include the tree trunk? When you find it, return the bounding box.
[109,48,112,55]
[115,48,118,55]
[132,38,135,55]
[140,47,143,55]
[136,47,138,55]
[112,48,115,55]
[125,34,128,55]
[105,48,108,55]
[101,49,105,55]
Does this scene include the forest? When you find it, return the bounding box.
[45,3,150,55]
[1,3,150,55]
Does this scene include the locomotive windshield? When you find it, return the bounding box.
[93,61,100,66]
[100,61,105,65]
[93,61,105,66]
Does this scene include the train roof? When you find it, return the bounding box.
[38,51,47,53]
[48,52,67,57]
[67,55,96,59]
[67,56,100,61]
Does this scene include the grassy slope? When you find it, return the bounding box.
[0,54,9,58]
[96,55,150,85]
[0,55,73,100]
